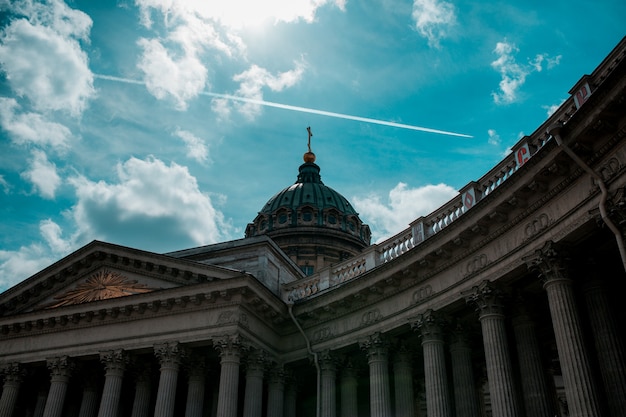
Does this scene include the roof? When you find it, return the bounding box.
[260,161,359,216]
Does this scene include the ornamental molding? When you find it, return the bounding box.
[0,284,263,339]
[216,310,249,328]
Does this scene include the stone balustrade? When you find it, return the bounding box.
[282,84,599,302]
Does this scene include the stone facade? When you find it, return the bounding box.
[1,37,626,417]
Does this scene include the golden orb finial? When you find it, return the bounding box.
[303,151,316,163]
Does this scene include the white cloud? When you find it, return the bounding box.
[67,156,231,251]
[135,0,335,109]
[0,98,72,150]
[231,62,306,120]
[136,0,345,29]
[0,244,54,290]
[211,97,232,121]
[491,41,561,105]
[175,129,210,163]
[21,149,62,199]
[412,0,456,48]
[137,37,209,110]
[39,219,72,255]
[543,99,565,116]
[491,41,527,105]
[0,1,95,116]
[487,129,501,146]
[0,219,72,290]
[7,0,92,41]
[136,0,246,109]
[0,175,9,194]
[353,182,458,241]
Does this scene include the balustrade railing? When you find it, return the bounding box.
[283,66,614,301]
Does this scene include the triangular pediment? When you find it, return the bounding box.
[0,240,246,316]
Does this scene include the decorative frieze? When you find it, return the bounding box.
[217,310,249,328]
[412,285,433,304]
[464,254,489,277]
[524,213,551,239]
[312,327,333,343]
[361,309,382,326]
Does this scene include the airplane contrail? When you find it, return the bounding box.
[95,74,473,138]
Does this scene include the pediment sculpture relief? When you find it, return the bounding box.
[44,269,155,309]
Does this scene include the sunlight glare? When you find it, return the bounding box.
[185,0,344,29]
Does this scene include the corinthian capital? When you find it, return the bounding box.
[46,356,75,379]
[410,309,447,342]
[100,349,129,373]
[154,342,185,367]
[214,334,245,358]
[0,362,25,383]
[522,240,571,283]
[359,332,389,361]
[462,280,506,317]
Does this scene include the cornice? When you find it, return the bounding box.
[0,275,288,340]
[0,243,247,316]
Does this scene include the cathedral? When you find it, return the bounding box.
[1,36,625,417]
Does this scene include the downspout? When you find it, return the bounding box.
[548,123,626,272]
[288,302,321,417]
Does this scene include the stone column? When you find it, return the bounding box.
[339,361,358,417]
[0,362,25,417]
[242,350,265,417]
[130,365,152,417]
[319,351,337,417]
[464,281,519,417]
[214,335,243,417]
[582,278,626,417]
[184,356,206,417]
[411,310,451,417]
[43,356,74,417]
[511,302,553,417]
[283,371,297,417]
[524,241,602,417]
[359,333,391,417]
[266,366,285,417]
[97,350,128,417]
[153,342,184,417]
[33,387,48,417]
[448,325,480,417]
[393,345,415,417]
[78,375,100,417]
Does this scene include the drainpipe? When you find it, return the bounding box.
[288,302,321,417]
[548,123,626,272]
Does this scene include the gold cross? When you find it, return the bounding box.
[307,126,313,152]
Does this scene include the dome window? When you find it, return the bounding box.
[328,214,337,224]
[303,211,313,222]
[279,213,288,224]
[300,265,314,276]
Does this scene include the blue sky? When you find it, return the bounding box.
[0,0,624,291]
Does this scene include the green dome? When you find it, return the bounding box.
[260,162,358,216]
[245,157,371,251]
